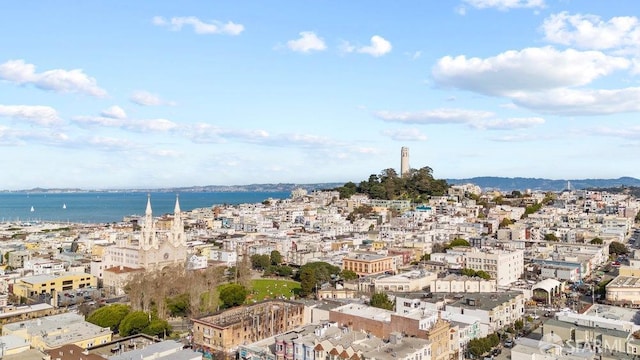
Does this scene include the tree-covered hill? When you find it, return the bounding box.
[334,167,448,201]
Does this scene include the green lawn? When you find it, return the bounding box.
[248,279,301,303]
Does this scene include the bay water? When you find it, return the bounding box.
[0,191,289,224]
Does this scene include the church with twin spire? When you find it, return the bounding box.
[102,195,188,270]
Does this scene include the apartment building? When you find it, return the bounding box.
[192,300,305,355]
[461,248,524,286]
[443,291,525,334]
[2,313,111,351]
[342,253,396,277]
[12,272,97,298]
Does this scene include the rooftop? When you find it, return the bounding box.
[607,276,640,288]
[332,303,393,322]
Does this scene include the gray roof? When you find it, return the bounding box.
[108,340,196,360]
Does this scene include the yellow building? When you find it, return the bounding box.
[12,272,97,298]
[342,253,396,277]
[425,316,451,360]
[2,313,111,351]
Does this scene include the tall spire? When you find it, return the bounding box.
[174,194,181,214]
[145,194,152,216]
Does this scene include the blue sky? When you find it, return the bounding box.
[2,0,640,190]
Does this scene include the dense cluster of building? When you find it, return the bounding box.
[0,176,638,359]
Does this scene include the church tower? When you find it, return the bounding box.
[141,194,157,250]
[170,195,186,246]
[401,146,410,177]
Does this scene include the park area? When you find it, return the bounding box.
[248,279,301,303]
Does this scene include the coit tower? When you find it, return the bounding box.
[401,147,409,177]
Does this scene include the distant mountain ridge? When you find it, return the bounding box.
[3,183,345,193]
[6,178,640,193]
[446,176,640,191]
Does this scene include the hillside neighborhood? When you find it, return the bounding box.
[0,183,639,360]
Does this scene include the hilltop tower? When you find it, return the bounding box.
[401,147,410,177]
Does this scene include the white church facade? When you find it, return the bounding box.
[101,195,188,270]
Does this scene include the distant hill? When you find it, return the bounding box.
[446,176,640,192]
[5,183,345,193]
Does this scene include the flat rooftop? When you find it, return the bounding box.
[607,276,640,288]
[583,304,640,323]
[332,303,393,322]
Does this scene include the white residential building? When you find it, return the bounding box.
[461,248,524,286]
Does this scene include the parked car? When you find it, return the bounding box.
[504,339,514,348]
[492,348,502,356]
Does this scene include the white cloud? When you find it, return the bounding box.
[124,119,177,132]
[511,87,640,115]
[489,134,542,142]
[542,12,640,50]
[374,108,494,124]
[462,0,545,11]
[153,16,244,35]
[470,117,545,130]
[375,108,545,131]
[100,105,127,119]
[432,47,629,96]
[0,105,62,126]
[287,32,327,53]
[358,36,392,57]
[130,91,175,106]
[0,59,107,97]
[590,126,640,140]
[382,128,428,141]
[73,116,124,128]
[341,36,392,57]
[185,123,269,144]
[148,149,182,157]
[87,136,137,151]
[73,115,177,133]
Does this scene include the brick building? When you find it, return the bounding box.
[192,300,305,356]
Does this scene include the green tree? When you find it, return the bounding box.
[610,241,628,255]
[166,293,190,318]
[87,304,131,332]
[297,261,341,297]
[370,292,394,311]
[275,265,293,277]
[346,205,374,223]
[340,269,358,281]
[299,266,317,297]
[544,233,559,242]
[143,318,171,338]
[219,283,248,308]
[487,333,500,347]
[476,270,491,280]
[514,319,524,331]
[589,237,603,245]
[449,238,470,247]
[336,181,358,199]
[270,250,283,266]
[635,211,640,223]
[461,268,476,277]
[499,218,514,229]
[251,254,271,270]
[119,311,150,337]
